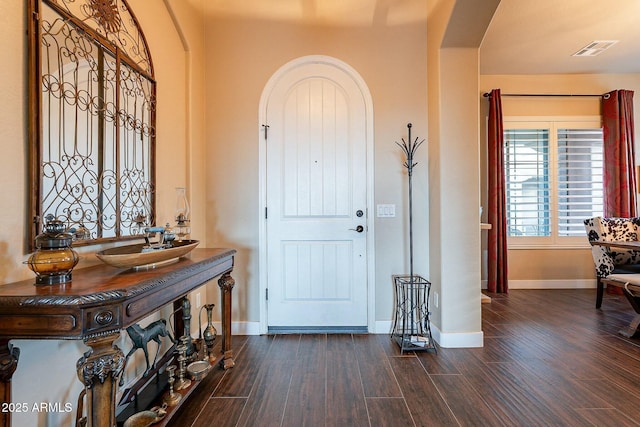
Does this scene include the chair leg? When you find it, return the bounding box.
[596,277,604,309]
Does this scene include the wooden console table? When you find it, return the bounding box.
[0,248,236,427]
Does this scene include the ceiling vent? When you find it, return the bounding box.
[573,40,619,57]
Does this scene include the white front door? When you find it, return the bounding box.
[264,58,370,330]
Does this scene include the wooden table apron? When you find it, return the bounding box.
[0,248,236,427]
[590,240,640,251]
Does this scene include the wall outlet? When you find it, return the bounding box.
[433,292,439,308]
[194,292,201,309]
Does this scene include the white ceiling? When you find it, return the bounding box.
[185,0,640,75]
[480,0,640,75]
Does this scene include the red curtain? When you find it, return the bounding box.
[603,90,636,218]
[487,89,508,293]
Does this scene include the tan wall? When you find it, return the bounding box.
[0,1,205,424]
[0,0,29,285]
[509,249,596,281]
[203,13,429,323]
[427,0,454,332]
[163,0,208,247]
[480,74,640,285]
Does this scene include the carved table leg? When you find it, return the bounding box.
[76,332,124,427]
[0,339,19,427]
[218,273,235,369]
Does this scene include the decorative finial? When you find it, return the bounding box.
[395,123,425,176]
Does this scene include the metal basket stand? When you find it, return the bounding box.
[391,274,436,353]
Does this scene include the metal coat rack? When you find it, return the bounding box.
[391,123,436,353]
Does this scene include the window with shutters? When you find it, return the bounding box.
[504,117,603,248]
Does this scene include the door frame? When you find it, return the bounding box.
[258,55,375,334]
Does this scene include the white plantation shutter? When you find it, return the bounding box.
[505,129,550,237]
[503,118,603,246]
[557,128,604,236]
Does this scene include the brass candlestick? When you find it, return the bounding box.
[181,297,195,361]
[163,365,182,406]
[174,341,191,391]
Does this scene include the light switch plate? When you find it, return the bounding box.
[377,204,396,218]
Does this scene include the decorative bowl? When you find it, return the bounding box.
[96,240,199,269]
[187,360,211,381]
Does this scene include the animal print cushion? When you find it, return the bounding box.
[584,217,640,277]
[600,217,639,242]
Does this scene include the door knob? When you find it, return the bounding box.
[349,225,364,233]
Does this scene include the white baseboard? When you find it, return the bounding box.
[374,321,392,334]
[430,323,484,348]
[507,279,596,289]
[207,321,262,336]
[377,321,483,348]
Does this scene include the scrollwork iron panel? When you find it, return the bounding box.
[46,0,153,75]
[29,0,156,248]
[118,61,154,237]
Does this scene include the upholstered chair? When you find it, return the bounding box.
[584,217,640,307]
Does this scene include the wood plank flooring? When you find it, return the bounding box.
[168,289,640,426]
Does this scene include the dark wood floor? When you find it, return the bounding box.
[168,289,640,427]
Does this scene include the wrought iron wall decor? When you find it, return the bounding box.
[28,0,156,250]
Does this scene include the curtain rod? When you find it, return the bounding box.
[482,92,610,99]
